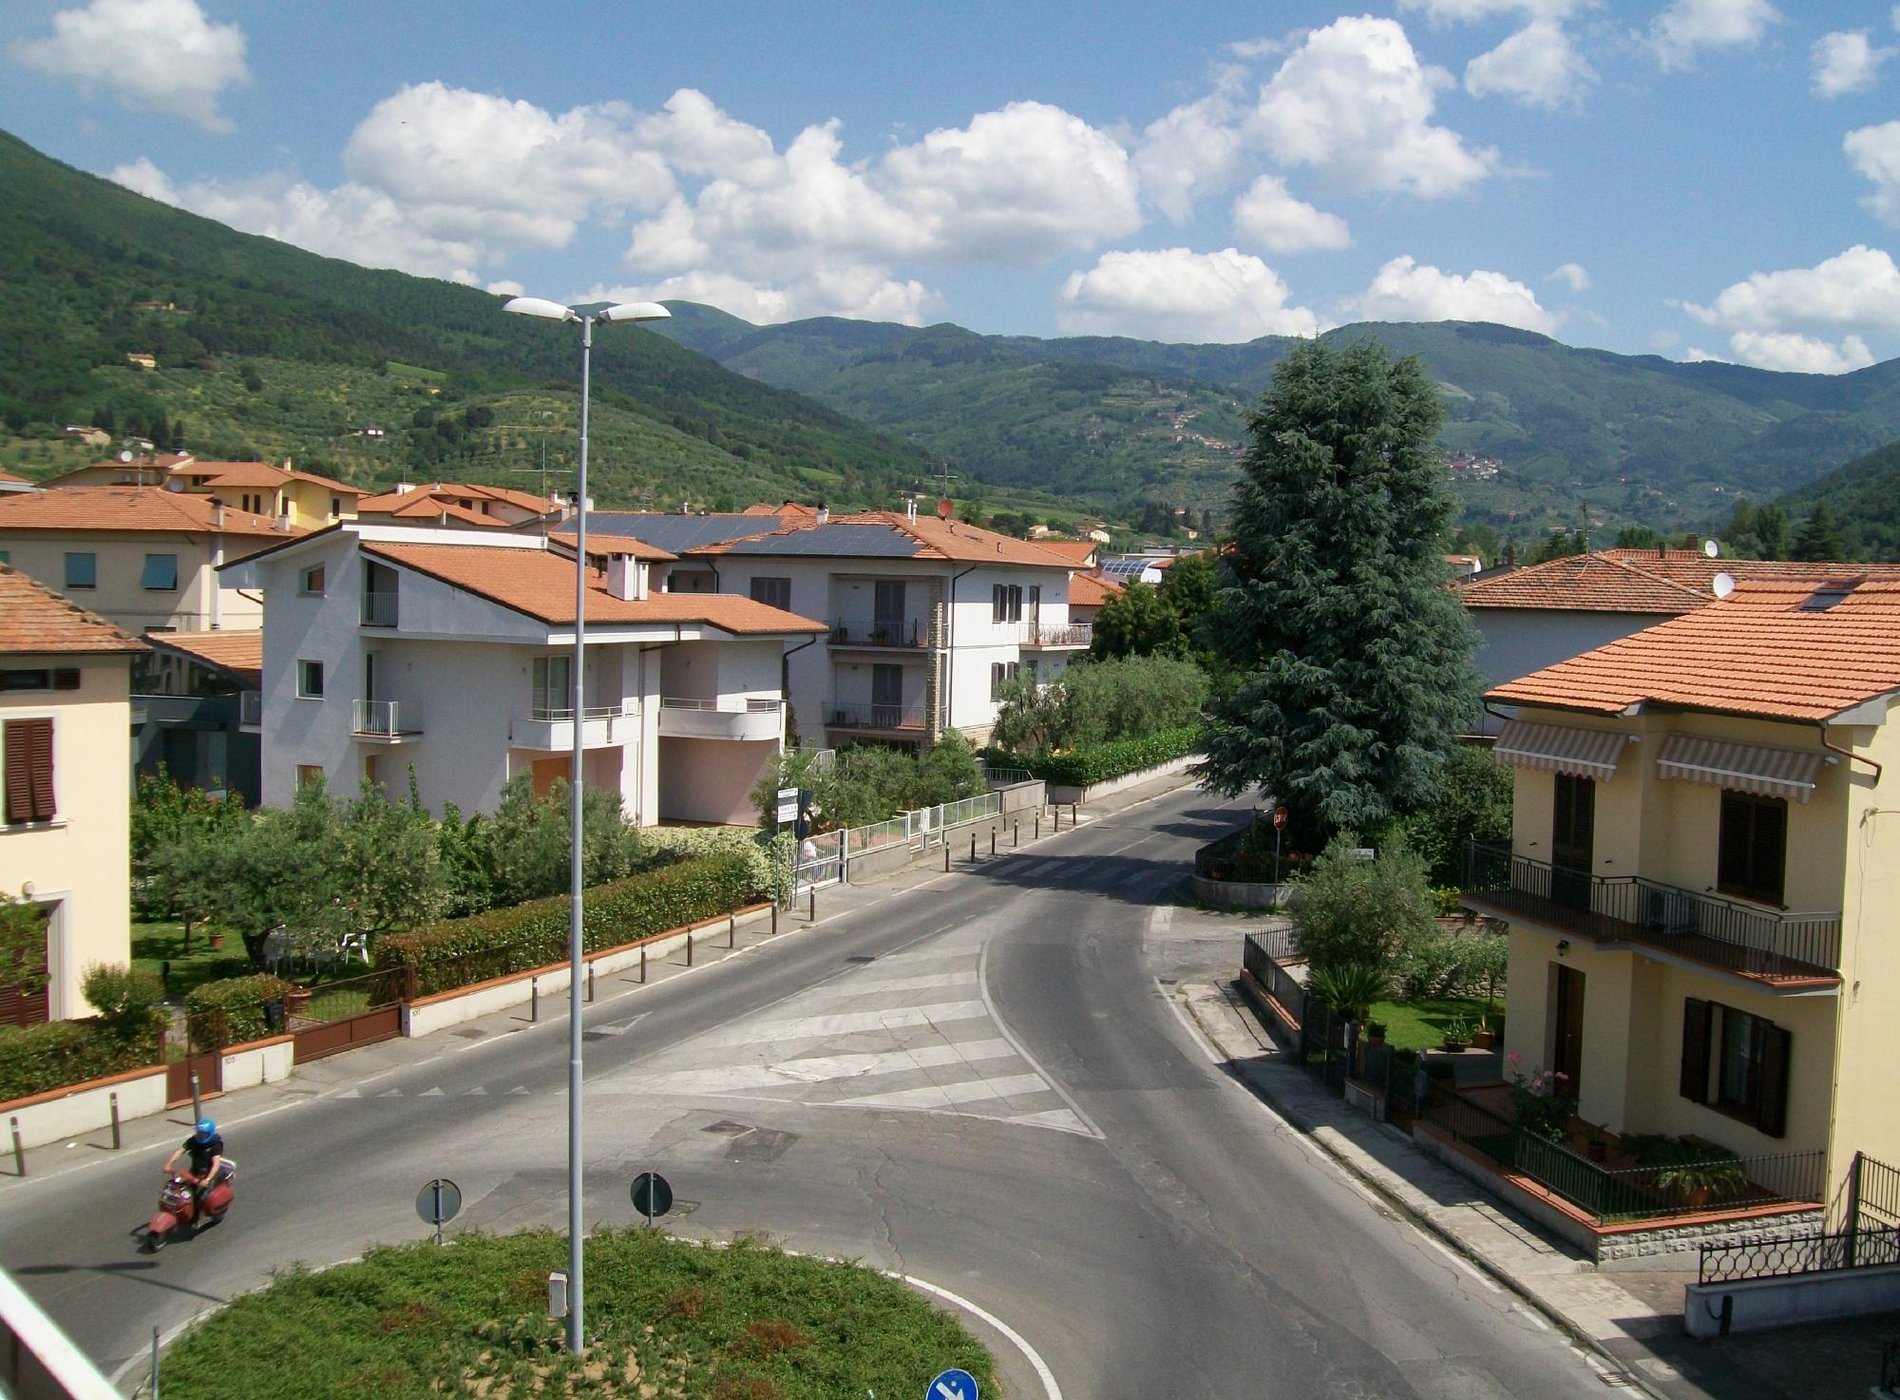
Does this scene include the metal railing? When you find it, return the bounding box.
[1011,621,1093,648]
[239,689,262,726]
[836,791,1005,860]
[360,588,398,627]
[980,764,1033,788]
[830,616,928,648]
[352,698,422,737]
[1699,1225,1900,1284]
[528,700,639,723]
[1463,840,1841,978]
[828,701,928,731]
[658,695,781,713]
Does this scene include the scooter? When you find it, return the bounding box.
[146,1160,236,1249]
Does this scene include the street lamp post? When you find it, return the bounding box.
[501,294,670,1354]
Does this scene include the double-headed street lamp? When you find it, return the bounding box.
[502,294,670,1354]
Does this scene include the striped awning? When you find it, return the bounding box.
[1656,734,1824,804]
[1493,719,1631,780]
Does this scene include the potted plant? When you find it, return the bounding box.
[1470,1014,1495,1051]
[1582,1123,1609,1162]
[1653,1156,1746,1208]
[283,982,315,1018]
[1440,1015,1470,1052]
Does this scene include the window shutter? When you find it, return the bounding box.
[52,668,80,691]
[1679,997,1712,1104]
[1757,1023,1791,1138]
[1717,795,1749,892]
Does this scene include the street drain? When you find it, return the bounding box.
[846,954,877,963]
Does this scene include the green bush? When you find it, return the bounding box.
[1396,932,1508,1001]
[0,1016,166,1103]
[375,854,761,998]
[81,963,165,1033]
[1290,832,1436,975]
[642,827,795,906]
[186,973,296,1048]
[1012,723,1203,787]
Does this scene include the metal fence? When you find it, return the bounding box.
[1699,1226,1900,1285]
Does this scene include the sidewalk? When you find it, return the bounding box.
[1177,966,1900,1400]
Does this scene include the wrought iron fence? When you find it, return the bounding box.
[830,616,928,648]
[1699,1225,1900,1285]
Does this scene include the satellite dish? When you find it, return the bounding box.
[1712,571,1735,599]
[119,450,133,462]
[1703,539,1719,558]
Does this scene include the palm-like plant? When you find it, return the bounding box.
[1306,961,1389,1022]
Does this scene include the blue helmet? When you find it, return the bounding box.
[194,1118,217,1141]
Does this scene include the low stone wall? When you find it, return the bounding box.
[1045,753,1203,806]
[1,1063,169,1152]
[1684,1262,1900,1337]
[994,779,1045,814]
[220,1035,295,1092]
[1187,873,1294,910]
[845,813,1013,885]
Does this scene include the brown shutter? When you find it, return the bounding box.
[1757,1023,1791,1138]
[28,718,53,821]
[4,720,31,824]
[1680,997,1712,1103]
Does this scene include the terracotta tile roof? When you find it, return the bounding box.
[357,482,552,517]
[1037,539,1100,565]
[374,496,509,528]
[0,485,298,539]
[741,501,821,518]
[0,468,26,485]
[173,460,366,496]
[143,629,263,685]
[0,563,146,656]
[544,528,677,561]
[1489,577,1900,722]
[362,542,825,634]
[690,510,1076,567]
[1457,550,1900,614]
[1069,572,1123,608]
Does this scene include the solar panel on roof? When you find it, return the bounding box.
[582,513,771,551]
[718,524,924,557]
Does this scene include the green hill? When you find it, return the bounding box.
[1778,435,1900,559]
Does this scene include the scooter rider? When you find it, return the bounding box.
[163,1118,226,1219]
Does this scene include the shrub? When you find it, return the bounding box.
[186,973,296,1048]
[642,828,795,906]
[0,1017,166,1103]
[1395,932,1508,1001]
[375,853,761,997]
[1011,723,1203,787]
[81,963,165,1033]
[1306,962,1389,1020]
[1290,833,1436,975]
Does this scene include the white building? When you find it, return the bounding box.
[575,508,1089,748]
[223,523,826,826]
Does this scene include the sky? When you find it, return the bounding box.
[6,0,1900,374]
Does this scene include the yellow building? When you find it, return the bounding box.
[0,565,146,1024]
[44,456,363,532]
[1466,575,1900,1198]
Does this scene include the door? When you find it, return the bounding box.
[871,664,903,727]
[1552,964,1585,1098]
[873,581,906,644]
[1027,584,1042,640]
[1550,773,1595,911]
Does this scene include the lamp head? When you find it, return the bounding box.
[599,301,671,324]
[503,296,580,323]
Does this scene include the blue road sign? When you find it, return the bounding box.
[926,1369,979,1400]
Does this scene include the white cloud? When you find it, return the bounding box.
[1547,261,1592,292]
[1465,21,1597,107]
[1648,0,1781,72]
[1231,176,1351,252]
[1248,16,1497,198]
[1057,248,1323,342]
[1846,121,1900,224]
[10,0,249,132]
[1813,31,1893,97]
[1688,332,1876,373]
[597,268,938,327]
[1400,0,1591,19]
[1346,255,1558,332]
[1680,245,1900,333]
[1134,75,1249,223]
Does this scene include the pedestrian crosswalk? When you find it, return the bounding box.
[597,940,1097,1136]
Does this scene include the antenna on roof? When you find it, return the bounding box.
[1703,538,1719,559]
[1712,571,1735,600]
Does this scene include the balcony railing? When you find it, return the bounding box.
[830,616,927,648]
[509,700,639,751]
[657,695,782,742]
[1010,621,1093,649]
[360,589,398,627]
[827,701,928,732]
[352,698,422,739]
[1463,840,1841,982]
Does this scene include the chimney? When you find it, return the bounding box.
[606,553,647,601]
[816,502,829,525]
[906,495,918,524]
[210,500,225,529]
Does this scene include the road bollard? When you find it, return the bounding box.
[970,833,977,863]
[640,945,647,983]
[110,1091,121,1150]
[772,904,779,936]
[944,845,951,872]
[687,930,695,967]
[809,888,817,922]
[531,976,539,1021]
[1034,815,1041,840]
[990,829,996,857]
[189,1073,203,1123]
[1071,802,1079,827]
[587,962,595,1003]
[10,1116,23,1178]
[729,914,737,949]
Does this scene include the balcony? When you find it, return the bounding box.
[352,698,423,742]
[360,589,398,627]
[1010,621,1092,649]
[508,700,640,752]
[826,701,928,734]
[1462,840,1841,987]
[829,616,928,649]
[657,695,782,742]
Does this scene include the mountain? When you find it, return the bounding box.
[0,130,949,514]
[1778,435,1900,559]
[655,307,1900,539]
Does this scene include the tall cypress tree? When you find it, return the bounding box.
[1200,339,1479,845]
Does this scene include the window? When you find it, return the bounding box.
[330,496,342,519]
[0,550,10,565]
[296,765,324,789]
[990,661,1020,700]
[0,670,50,692]
[750,577,792,611]
[140,553,179,590]
[532,655,572,717]
[1717,790,1786,905]
[1680,997,1790,1136]
[300,564,326,595]
[992,583,1023,623]
[64,552,97,589]
[3,718,55,824]
[297,659,324,698]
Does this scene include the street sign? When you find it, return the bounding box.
[776,786,799,826]
[631,1170,673,1224]
[416,1178,461,1244]
[926,1369,979,1400]
[1271,805,1287,830]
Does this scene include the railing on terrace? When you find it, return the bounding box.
[352,698,423,737]
[1699,1226,1900,1285]
[1421,1080,1827,1224]
[980,763,1032,788]
[239,689,262,726]
[1463,839,1841,980]
[1242,930,1305,1023]
[360,588,398,627]
[830,616,927,648]
[1013,621,1092,648]
[828,701,928,731]
[658,695,781,713]
[529,700,640,723]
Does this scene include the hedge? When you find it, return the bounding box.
[0,1015,165,1104]
[375,852,761,998]
[641,827,795,906]
[1014,723,1203,788]
[186,973,296,1048]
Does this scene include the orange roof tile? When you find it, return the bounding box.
[544,529,676,561]
[1457,550,1900,614]
[691,510,1075,567]
[1036,540,1100,565]
[377,496,508,528]
[1489,577,1900,722]
[741,501,822,518]
[144,629,263,685]
[357,482,553,516]
[1068,572,1123,608]
[0,485,298,539]
[0,563,146,656]
[362,542,824,634]
[173,460,366,496]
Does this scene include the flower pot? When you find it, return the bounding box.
[1585,1140,1607,1163]
[284,985,314,1018]
[1441,1039,1467,1053]
[1471,1029,1495,1050]
[208,931,225,950]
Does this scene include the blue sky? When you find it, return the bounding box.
[6,0,1900,372]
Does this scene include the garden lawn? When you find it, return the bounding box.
[131,922,252,1000]
[1367,996,1499,1053]
[156,1228,1000,1400]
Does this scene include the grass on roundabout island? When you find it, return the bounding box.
[156,1226,1000,1400]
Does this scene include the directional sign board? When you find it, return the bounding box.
[776,786,799,826]
[926,1369,978,1400]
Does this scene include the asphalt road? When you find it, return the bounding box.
[0,786,1613,1398]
